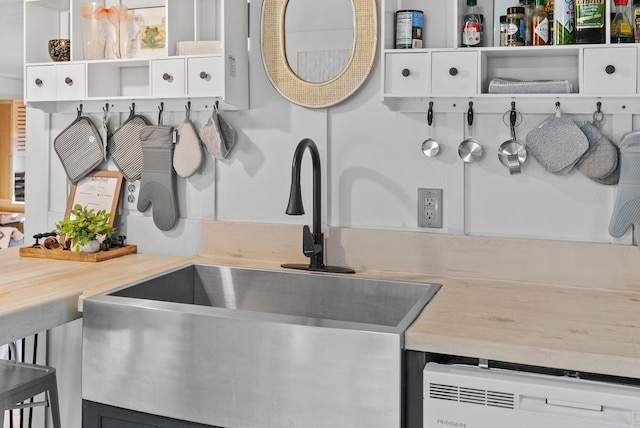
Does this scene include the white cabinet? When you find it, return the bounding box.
[23,0,248,110]
[381,0,637,107]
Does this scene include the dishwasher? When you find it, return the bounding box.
[424,362,640,428]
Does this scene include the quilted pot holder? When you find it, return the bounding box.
[174,103,204,177]
[200,103,237,160]
[107,104,151,181]
[53,105,104,182]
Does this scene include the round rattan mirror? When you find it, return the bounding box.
[261,0,378,109]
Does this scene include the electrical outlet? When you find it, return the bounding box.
[417,188,443,228]
[124,181,140,212]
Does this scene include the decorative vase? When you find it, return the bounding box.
[48,39,71,62]
[78,240,100,253]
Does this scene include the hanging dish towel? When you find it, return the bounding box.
[200,104,237,160]
[525,106,588,175]
[137,125,178,231]
[53,106,104,182]
[173,104,204,177]
[108,105,151,181]
[609,131,640,245]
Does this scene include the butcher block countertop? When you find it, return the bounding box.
[2,221,640,380]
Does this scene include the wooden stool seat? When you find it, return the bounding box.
[0,359,61,428]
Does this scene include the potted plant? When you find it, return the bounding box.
[54,204,116,252]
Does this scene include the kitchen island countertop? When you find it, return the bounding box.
[2,245,640,379]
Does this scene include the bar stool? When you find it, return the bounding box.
[0,359,61,428]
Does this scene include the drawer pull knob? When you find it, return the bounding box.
[35,78,43,86]
[401,68,410,77]
[199,71,208,79]
[449,67,458,76]
[605,65,616,75]
[163,73,172,81]
[64,77,73,85]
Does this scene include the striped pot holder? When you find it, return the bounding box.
[53,107,104,182]
[108,106,151,181]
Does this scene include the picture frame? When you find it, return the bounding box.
[130,6,167,59]
[65,171,124,227]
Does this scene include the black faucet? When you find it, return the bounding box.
[282,138,354,274]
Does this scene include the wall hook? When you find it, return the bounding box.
[467,101,474,126]
[427,101,434,126]
[76,103,83,118]
[158,102,164,125]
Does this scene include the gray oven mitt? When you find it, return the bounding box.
[609,131,640,244]
[136,126,178,231]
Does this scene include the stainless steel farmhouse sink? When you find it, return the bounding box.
[82,263,440,428]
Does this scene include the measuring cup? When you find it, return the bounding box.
[421,102,440,157]
[458,101,483,163]
[498,103,527,175]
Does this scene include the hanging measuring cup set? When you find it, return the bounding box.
[421,101,440,158]
[458,101,483,163]
[498,102,527,175]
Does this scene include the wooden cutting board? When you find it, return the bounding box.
[19,245,137,262]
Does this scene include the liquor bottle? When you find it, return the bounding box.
[532,0,550,45]
[574,0,605,44]
[461,0,482,47]
[611,0,634,43]
[520,0,535,45]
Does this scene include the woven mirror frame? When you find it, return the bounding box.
[261,0,378,108]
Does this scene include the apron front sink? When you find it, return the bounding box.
[82,263,440,428]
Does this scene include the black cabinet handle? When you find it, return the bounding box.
[401,68,410,77]
[605,65,616,75]
[449,67,458,76]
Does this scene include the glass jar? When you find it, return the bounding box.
[506,6,526,46]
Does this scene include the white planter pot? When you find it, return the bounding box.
[78,240,100,253]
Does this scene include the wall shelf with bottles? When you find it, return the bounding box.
[382,0,639,110]
[23,0,248,111]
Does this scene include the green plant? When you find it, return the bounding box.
[54,204,116,252]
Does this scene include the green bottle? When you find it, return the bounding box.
[554,0,575,44]
[574,0,605,44]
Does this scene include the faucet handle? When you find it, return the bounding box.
[302,225,323,258]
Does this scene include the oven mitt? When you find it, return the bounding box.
[525,112,588,175]
[108,107,151,181]
[53,109,104,182]
[173,108,203,177]
[576,121,619,185]
[136,125,178,231]
[609,132,640,244]
[200,107,237,160]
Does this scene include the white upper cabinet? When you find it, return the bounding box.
[24,0,248,110]
[381,0,639,108]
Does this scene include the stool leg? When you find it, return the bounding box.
[47,381,62,428]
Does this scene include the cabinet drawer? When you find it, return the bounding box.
[25,66,55,101]
[384,53,430,96]
[431,51,478,95]
[56,64,86,100]
[151,59,186,97]
[583,47,637,94]
[187,56,225,97]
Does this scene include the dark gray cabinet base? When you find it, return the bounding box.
[82,401,221,428]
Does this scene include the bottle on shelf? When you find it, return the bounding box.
[532,0,550,45]
[574,0,605,44]
[611,0,634,43]
[545,1,555,44]
[635,0,640,42]
[461,0,482,47]
[519,0,535,45]
[554,0,575,44]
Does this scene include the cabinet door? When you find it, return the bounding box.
[583,47,637,94]
[431,51,478,95]
[187,56,225,97]
[384,53,430,96]
[56,64,86,100]
[25,66,56,101]
[151,59,186,97]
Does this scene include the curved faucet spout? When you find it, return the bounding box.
[286,138,322,235]
[282,139,355,274]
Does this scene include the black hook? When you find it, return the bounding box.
[596,101,602,113]
[214,100,219,111]
[467,101,474,127]
[427,101,434,126]
[555,101,561,108]
[510,101,517,128]
[103,103,109,113]
[158,101,164,125]
[76,103,83,118]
